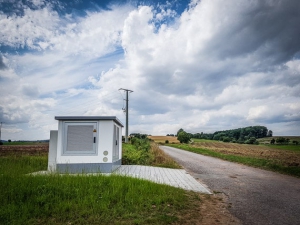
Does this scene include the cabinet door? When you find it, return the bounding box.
[63,122,97,155]
[113,125,120,161]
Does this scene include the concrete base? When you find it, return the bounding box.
[48,130,58,171]
[56,159,122,173]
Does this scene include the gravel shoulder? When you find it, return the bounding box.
[160,145,300,225]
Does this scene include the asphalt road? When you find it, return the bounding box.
[160,146,300,225]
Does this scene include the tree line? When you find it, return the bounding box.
[176,126,272,144]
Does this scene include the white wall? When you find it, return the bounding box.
[48,130,58,171]
[56,120,118,164]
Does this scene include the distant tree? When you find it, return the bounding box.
[276,137,286,145]
[177,128,184,137]
[165,140,169,144]
[270,138,275,144]
[223,137,231,142]
[292,140,299,145]
[0,141,3,145]
[245,137,257,144]
[8,139,11,142]
[267,130,273,137]
[177,131,191,144]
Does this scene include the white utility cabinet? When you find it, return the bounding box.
[48,116,123,173]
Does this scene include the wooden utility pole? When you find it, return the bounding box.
[119,88,133,143]
[0,122,2,141]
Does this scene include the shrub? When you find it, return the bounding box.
[123,138,152,165]
[276,137,286,144]
[177,131,190,143]
[165,140,169,144]
[223,137,231,142]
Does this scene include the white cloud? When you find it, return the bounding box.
[1,0,300,140]
[0,6,59,49]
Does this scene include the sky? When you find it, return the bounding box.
[0,0,300,141]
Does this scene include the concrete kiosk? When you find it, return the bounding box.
[48,116,123,173]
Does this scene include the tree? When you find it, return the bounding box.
[8,139,11,142]
[177,128,184,137]
[270,138,275,144]
[276,137,286,145]
[177,131,191,143]
[267,130,273,137]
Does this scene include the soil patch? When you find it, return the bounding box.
[0,144,49,156]
[175,192,241,225]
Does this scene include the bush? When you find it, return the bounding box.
[222,137,231,142]
[0,141,3,145]
[165,140,169,144]
[123,138,153,165]
[177,131,190,143]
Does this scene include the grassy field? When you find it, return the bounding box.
[167,139,300,177]
[1,142,233,225]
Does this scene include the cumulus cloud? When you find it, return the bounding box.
[1,0,300,140]
[90,0,300,135]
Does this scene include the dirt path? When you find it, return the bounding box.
[160,146,300,225]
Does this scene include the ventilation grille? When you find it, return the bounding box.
[66,125,93,152]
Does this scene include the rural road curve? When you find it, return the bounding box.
[160,146,300,225]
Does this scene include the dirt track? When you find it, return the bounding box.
[160,145,300,225]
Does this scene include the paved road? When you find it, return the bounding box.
[160,146,300,225]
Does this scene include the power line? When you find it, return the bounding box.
[119,88,133,143]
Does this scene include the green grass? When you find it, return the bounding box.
[0,146,196,224]
[266,144,300,152]
[168,144,300,177]
[0,173,191,225]
[0,155,48,175]
[122,141,181,169]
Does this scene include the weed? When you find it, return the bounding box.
[122,140,180,169]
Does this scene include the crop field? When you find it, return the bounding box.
[148,136,180,144]
[169,138,300,177]
[190,141,300,166]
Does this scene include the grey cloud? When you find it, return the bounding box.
[0,106,29,125]
[22,84,40,97]
[0,55,8,70]
[202,0,300,68]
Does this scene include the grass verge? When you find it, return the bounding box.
[0,172,196,225]
[168,144,300,177]
[0,144,201,225]
[122,141,181,169]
